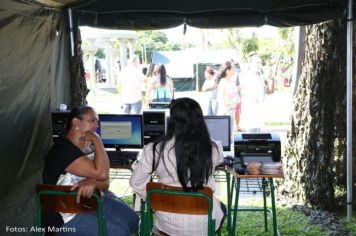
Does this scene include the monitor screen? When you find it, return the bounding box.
[204,116,231,151]
[97,114,143,149]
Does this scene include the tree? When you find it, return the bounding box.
[278,19,349,211]
[135,31,181,63]
[95,49,105,59]
[241,32,259,59]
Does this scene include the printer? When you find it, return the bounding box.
[234,133,281,165]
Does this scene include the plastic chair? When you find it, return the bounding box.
[34,184,106,236]
[140,182,218,236]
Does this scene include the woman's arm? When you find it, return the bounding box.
[66,131,110,181]
[145,79,154,102]
[169,78,174,98]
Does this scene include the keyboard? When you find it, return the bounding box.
[107,151,139,167]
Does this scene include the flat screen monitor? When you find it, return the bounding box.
[97,114,143,149]
[204,116,231,151]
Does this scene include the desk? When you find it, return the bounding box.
[225,167,283,236]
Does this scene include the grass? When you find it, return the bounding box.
[121,196,328,236]
[340,214,356,233]
[263,121,290,127]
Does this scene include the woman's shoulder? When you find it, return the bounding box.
[46,139,83,160]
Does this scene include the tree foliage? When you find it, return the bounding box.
[242,32,259,59]
[135,31,181,62]
[95,49,105,59]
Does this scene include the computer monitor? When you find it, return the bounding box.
[97,114,143,150]
[204,116,231,151]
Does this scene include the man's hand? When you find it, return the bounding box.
[71,178,96,203]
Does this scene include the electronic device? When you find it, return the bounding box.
[223,155,235,167]
[204,116,231,151]
[148,101,171,109]
[234,133,281,164]
[143,111,166,145]
[106,150,139,167]
[97,114,144,150]
[51,110,70,143]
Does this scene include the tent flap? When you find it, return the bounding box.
[0,0,64,228]
[69,0,350,29]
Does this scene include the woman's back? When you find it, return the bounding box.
[151,76,172,102]
[131,138,224,236]
[130,98,225,236]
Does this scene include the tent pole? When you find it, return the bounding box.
[347,0,353,222]
[68,7,75,57]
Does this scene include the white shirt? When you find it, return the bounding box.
[240,70,265,129]
[129,139,224,236]
[119,65,144,104]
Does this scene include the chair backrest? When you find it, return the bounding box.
[36,184,101,213]
[143,182,215,236]
[34,184,106,236]
[146,182,213,214]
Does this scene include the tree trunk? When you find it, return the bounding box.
[279,19,348,211]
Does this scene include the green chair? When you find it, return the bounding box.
[141,182,218,236]
[34,184,106,236]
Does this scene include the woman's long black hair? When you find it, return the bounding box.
[216,61,233,83]
[154,64,167,86]
[151,97,217,191]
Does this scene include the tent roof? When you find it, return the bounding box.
[32,0,351,29]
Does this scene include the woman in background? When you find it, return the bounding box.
[202,66,218,115]
[146,64,174,102]
[216,61,241,117]
[130,98,226,236]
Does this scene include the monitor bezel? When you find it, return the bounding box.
[204,115,231,151]
[98,114,144,149]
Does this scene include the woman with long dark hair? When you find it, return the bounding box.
[130,98,225,235]
[216,60,240,116]
[145,64,174,102]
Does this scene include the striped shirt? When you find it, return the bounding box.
[130,138,224,236]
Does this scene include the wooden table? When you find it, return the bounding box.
[225,167,284,236]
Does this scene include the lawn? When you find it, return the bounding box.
[120,194,343,235]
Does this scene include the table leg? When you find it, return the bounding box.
[269,178,279,236]
[232,178,240,236]
[262,178,268,232]
[226,172,231,235]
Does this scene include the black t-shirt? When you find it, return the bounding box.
[42,139,84,184]
[41,139,84,228]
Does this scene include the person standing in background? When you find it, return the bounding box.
[233,62,244,131]
[216,61,241,118]
[145,64,174,102]
[119,55,145,114]
[202,66,218,115]
[240,53,265,132]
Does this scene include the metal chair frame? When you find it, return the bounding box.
[34,184,106,236]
